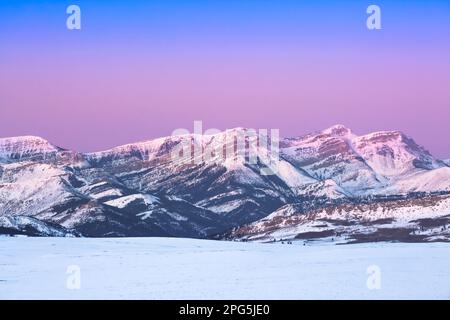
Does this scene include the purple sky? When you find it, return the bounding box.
[1,1,449,158]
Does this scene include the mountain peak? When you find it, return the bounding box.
[0,135,61,162]
[322,124,352,137]
[0,135,51,144]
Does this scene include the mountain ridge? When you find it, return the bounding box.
[1,125,445,159]
[1,125,449,241]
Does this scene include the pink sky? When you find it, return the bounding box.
[1,1,449,158]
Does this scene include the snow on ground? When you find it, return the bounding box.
[105,194,160,209]
[0,237,449,300]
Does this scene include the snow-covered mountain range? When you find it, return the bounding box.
[1,125,449,242]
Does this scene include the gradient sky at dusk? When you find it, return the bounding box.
[1,0,449,157]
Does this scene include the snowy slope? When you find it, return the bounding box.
[353,131,441,177]
[87,136,176,164]
[0,216,78,237]
[228,194,450,242]
[390,167,450,194]
[105,194,160,208]
[0,161,82,217]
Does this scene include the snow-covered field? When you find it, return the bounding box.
[1,237,449,300]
